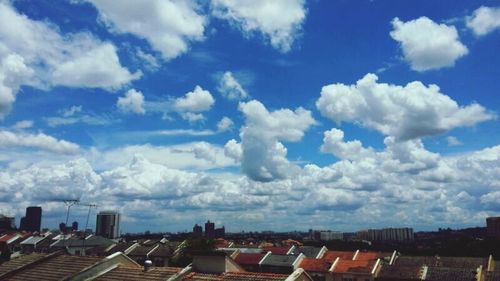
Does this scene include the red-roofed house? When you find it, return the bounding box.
[323,251,355,261]
[233,252,266,272]
[331,258,381,281]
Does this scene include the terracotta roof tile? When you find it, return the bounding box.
[332,259,375,274]
[322,251,354,260]
[299,257,333,272]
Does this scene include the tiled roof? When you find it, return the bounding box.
[182,272,222,280]
[394,256,487,268]
[261,254,297,267]
[376,264,422,280]
[322,251,354,260]
[0,254,100,281]
[94,265,181,281]
[0,233,19,243]
[149,243,175,257]
[128,244,157,256]
[19,236,47,245]
[223,271,288,280]
[425,267,478,281]
[0,252,50,275]
[332,259,375,274]
[182,272,289,281]
[262,247,290,255]
[106,242,136,254]
[485,270,500,281]
[51,235,115,248]
[234,253,265,265]
[290,246,321,258]
[356,251,391,261]
[299,257,333,272]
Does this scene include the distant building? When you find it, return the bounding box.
[366,227,414,242]
[215,226,225,238]
[319,230,343,241]
[72,221,79,231]
[96,211,120,239]
[0,215,15,231]
[20,206,42,232]
[487,216,500,238]
[205,220,215,239]
[193,224,203,237]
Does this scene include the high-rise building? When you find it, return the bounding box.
[205,220,215,239]
[20,206,42,232]
[193,224,203,237]
[0,215,15,230]
[96,211,120,239]
[486,216,500,238]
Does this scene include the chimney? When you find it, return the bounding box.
[143,260,153,272]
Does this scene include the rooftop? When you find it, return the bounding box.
[95,265,181,281]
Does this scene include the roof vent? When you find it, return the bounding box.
[143,259,153,272]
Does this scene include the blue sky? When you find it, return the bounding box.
[0,0,499,233]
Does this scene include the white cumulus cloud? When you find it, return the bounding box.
[0,130,80,154]
[0,2,139,118]
[390,17,468,71]
[217,116,234,132]
[217,71,248,100]
[85,0,206,60]
[237,100,316,181]
[211,0,307,52]
[466,6,500,36]
[316,73,495,141]
[117,89,146,114]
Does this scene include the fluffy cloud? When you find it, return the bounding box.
[390,17,468,71]
[0,139,498,231]
[211,0,307,52]
[0,130,80,154]
[173,85,215,121]
[0,2,139,118]
[117,89,146,114]
[316,73,495,141]
[217,71,248,100]
[85,0,206,59]
[236,100,316,181]
[217,116,234,132]
[466,6,500,36]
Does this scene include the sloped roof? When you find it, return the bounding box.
[299,257,333,272]
[356,251,390,261]
[127,244,157,257]
[262,247,290,255]
[332,259,375,274]
[289,246,321,258]
[425,267,478,281]
[51,235,115,248]
[94,265,181,281]
[223,271,289,280]
[0,253,100,281]
[20,236,47,246]
[0,252,50,275]
[234,253,265,265]
[323,251,354,260]
[182,271,289,280]
[261,254,297,267]
[376,264,422,280]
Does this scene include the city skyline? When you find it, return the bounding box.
[0,0,498,233]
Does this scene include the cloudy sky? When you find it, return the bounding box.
[0,0,499,233]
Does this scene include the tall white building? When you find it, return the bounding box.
[96,211,120,239]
